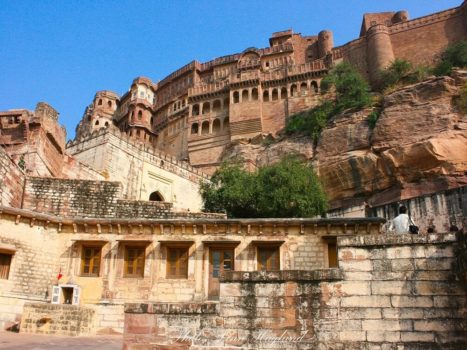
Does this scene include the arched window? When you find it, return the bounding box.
[105,121,109,127]
[108,100,112,108]
[222,117,229,130]
[138,111,142,120]
[212,119,221,133]
[311,81,319,93]
[95,120,99,126]
[233,91,239,103]
[242,89,249,102]
[281,87,287,99]
[191,123,199,134]
[98,99,103,106]
[300,82,308,95]
[213,100,221,112]
[201,121,209,134]
[252,88,258,101]
[202,102,210,114]
[192,104,200,116]
[272,89,278,101]
[290,84,298,97]
[149,191,164,201]
[263,90,269,102]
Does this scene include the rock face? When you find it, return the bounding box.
[222,134,314,170]
[224,75,467,208]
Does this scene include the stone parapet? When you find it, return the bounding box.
[20,303,95,336]
[221,269,343,283]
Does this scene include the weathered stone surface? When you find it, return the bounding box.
[314,76,467,208]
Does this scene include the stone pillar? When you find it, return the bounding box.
[194,243,204,300]
[366,24,395,86]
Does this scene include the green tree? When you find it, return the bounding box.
[321,62,372,112]
[255,157,327,218]
[200,157,327,218]
[434,40,467,76]
[200,161,258,218]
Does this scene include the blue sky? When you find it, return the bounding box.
[0,0,461,140]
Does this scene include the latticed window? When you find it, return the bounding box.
[0,253,13,279]
[124,246,145,278]
[166,247,188,278]
[81,246,101,277]
[257,247,280,271]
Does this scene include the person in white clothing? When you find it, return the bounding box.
[389,206,413,234]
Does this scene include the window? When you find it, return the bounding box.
[251,88,258,101]
[149,191,164,201]
[98,99,103,105]
[212,119,221,133]
[167,247,188,278]
[257,246,280,271]
[233,91,239,103]
[108,101,112,108]
[80,246,101,277]
[138,111,142,120]
[272,89,278,101]
[327,240,338,268]
[124,246,145,277]
[242,89,249,102]
[0,252,13,279]
[201,121,209,135]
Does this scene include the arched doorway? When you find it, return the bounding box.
[149,191,164,201]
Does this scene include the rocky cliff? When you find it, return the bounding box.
[222,73,467,209]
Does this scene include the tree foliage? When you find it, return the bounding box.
[200,157,328,218]
[434,40,467,76]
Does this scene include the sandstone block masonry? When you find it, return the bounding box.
[123,232,467,350]
[22,177,223,219]
[21,303,95,336]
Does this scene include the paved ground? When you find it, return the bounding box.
[0,331,122,350]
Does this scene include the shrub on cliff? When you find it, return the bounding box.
[285,101,334,144]
[321,62,372,112]
[200,157,327,218]
[378,59,431,92]
[286,63,371,142]
[434,40,467,76]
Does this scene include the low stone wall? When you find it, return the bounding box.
[21,303,95,336]
[123,232,466,349]
[23,177,122,217]
[22,177,225,219]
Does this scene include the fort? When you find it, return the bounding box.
[0,2,466,349]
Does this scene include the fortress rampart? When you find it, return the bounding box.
[67,1,466,174]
